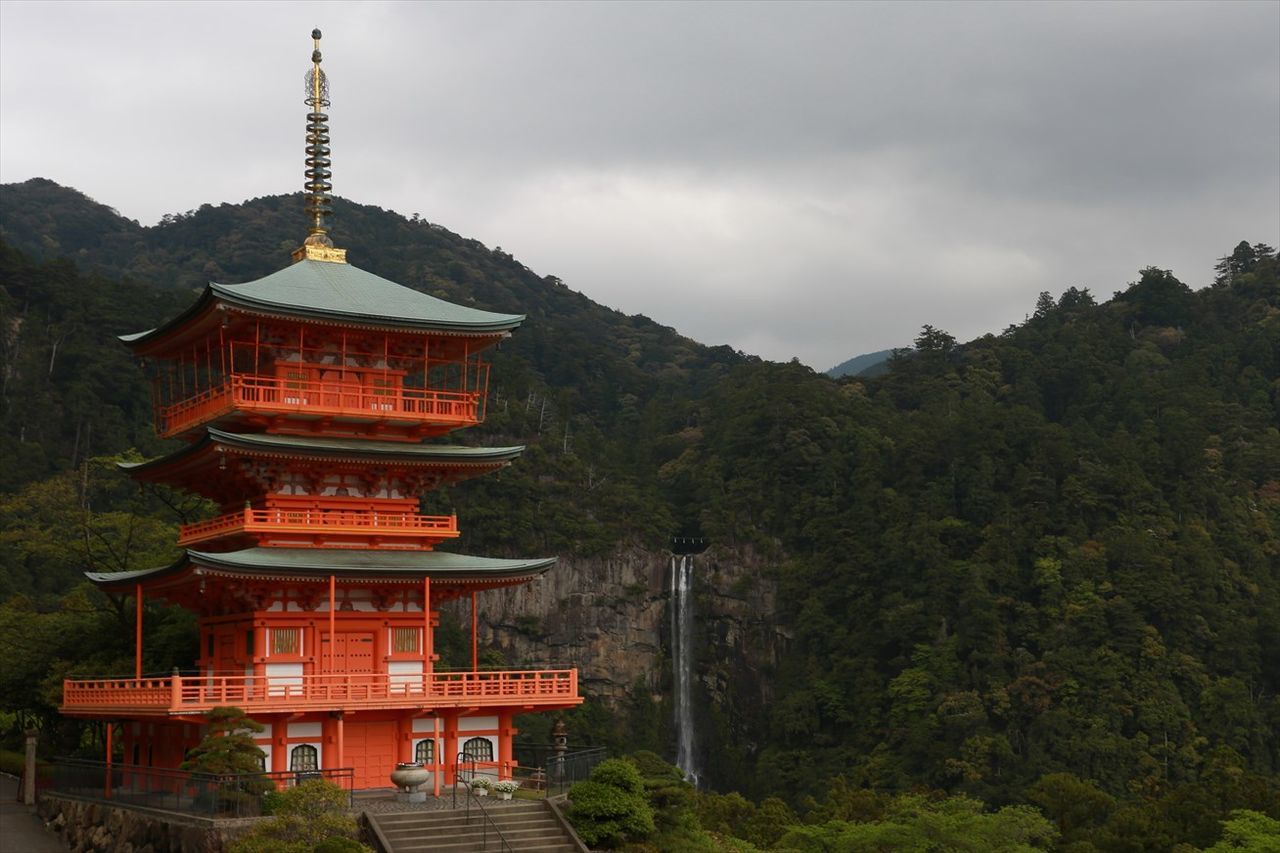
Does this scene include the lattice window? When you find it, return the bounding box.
[462,737,493,762]
[272,628,300,655]
[393,627,419,653]
[415,739,434,765]
[290,744,318,772]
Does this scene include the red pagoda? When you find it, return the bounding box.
[59,30,581,792]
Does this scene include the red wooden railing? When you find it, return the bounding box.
[62,669,579,715]
[177,507,459,548]
[158,372,486,438]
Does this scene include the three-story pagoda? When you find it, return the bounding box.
[60,30,581,792]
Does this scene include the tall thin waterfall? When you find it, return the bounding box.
[671,554,699,786]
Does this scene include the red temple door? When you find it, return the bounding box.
[345,720,397,789]
[321,631,375,681]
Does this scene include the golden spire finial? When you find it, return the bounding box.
[294,28,346,263]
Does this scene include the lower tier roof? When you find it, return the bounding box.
[88,548,556,593]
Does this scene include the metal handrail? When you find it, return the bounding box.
[455,753,512,853]
[47,758,355,816]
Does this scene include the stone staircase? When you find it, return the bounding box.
[366,800,586,853]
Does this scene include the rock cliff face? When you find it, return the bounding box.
[455,545,786,781]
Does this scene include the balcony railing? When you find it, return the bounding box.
[62,668,580,716]
[177,507,460,549]
[158,373,484,438]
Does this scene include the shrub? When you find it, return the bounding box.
[567,779,655,849]
[226,780,370,853]
[589,757,645,795]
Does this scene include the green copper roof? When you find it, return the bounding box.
[122,259,523,346]
[117,427,524,476]
[87,548,556,587]
[203,429,524,460]
[210,261,523,332]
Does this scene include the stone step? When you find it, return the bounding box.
[379,806,552,820]
[367,802,581,853]
[376,811,549,828]
[377,811,554,828]
[384,835,576,850]
[382,817,557,833]
[382,819,559,837]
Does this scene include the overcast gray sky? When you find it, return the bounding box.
[2,1,1277,369]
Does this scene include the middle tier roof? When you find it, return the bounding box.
[121,427,523,500]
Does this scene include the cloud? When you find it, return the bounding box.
[2,0,1276,368]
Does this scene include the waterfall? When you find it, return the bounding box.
[671,554,699,787]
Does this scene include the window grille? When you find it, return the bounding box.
[290,744,319,771]
[415,739,434,764]
[393,628,419,653]
[273,628,300,655]
[461,737,493,762]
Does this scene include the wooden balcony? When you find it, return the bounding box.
[62,669,580,717]
[158,373,484,439]
[177,506,460,549]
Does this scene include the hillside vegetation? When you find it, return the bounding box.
[1,180,1277,849]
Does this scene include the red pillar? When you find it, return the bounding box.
[498,710,514,780]
[134,584,143,680]
[328,574,336,674]
[104,722,113,799]
[470,591,478,672]
[335,713,344,772]
[443,713,458,785]
[423,577,432,676]
[432,716,440,797]
[272,718,287,775]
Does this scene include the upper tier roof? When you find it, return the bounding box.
[121,259,524,348]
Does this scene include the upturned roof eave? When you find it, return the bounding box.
[209,285,525,334]
[86,549,558,590]
[117,429,526,480]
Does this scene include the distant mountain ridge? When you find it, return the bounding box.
[826,347,897,379]
[0,176,747,408]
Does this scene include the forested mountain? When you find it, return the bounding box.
[1,179,1278,850]
[827,347,896,379]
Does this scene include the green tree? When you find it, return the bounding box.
[181,706,266,775]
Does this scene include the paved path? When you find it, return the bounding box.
[0,774,67,852]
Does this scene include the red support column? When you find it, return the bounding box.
[498,711,513,781]
[397,716,412,764]
[272,721,287,775]
[432,716,440,797]
[423,577,432,676]
[134,584,143,680]
[470,591,478,672]
[104,722,113,800]
[328,575,336,674]
[443,713,458,786]
[335,713,344,774]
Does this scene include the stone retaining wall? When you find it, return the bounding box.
[36,794,260,853]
